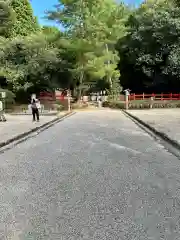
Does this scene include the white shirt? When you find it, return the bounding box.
[31,99,41,109]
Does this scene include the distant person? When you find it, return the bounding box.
[31,98,40,122]
[97,96,102,108]
[0,100,6,122]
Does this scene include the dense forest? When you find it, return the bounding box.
[0,0,180,103]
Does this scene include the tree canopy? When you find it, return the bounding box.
[0,1,15,38]
[47,0,128,97]
[117,0,180,93]
[10,0,40,36]
[1,0,180,103]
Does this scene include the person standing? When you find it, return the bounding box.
[0,100,6,121]
[31,98,40,122]
[97,95,102,108]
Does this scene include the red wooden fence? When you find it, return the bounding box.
[39,91,65,101]
[39,92,180,102]
[39,92,54,101]
[123,93,180,101]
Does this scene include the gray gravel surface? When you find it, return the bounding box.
[127,109,180,145]
[1,110,180,240]
[0,115,56,143]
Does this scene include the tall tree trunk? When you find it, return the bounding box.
[105,43,112,89]
[77,70,84,101]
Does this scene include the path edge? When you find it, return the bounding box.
[122,110,180,151]
[0,111,75,149]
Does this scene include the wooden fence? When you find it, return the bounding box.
[126,93,180,101]
[39,92,180,102]
[39,91,65,101]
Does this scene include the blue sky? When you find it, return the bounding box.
[31,0,142,26]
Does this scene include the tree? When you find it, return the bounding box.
[0,1,15,37]
[10,0,39,37]
[47,0,127,98]
[117,0,180,93]
[42,26,60,36]
[0,0,77,103]
[0,33,64,94]
[83,1,129,96]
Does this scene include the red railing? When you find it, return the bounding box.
[39,91,65,101]
[40,92,180,101]
[39,92,54,101]
[121,93,180,101]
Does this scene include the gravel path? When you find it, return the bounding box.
[127,109,180,144]
[0,110,180,239]
[0,115,56,143]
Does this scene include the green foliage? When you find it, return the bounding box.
[42,26,60,36]
[47,0,127,98]
[53,100,64,111]
[0,88,15,106]
[117,0,180,93]
[103,100,125,109]
[103,100,180,109]
[0,0,127,101]
[0,1,15,37]
[0,32,66,94]
[4,0,180,103]
[72,102,89,109]
[10,0,40,37]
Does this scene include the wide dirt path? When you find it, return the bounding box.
[0,110,180,239]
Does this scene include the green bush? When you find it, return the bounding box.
[0,88,15,109]
[103,100,180,109]
[53,100,64,111]
[72,102,89,109]
[152,101,180,108]
[102,101,125,109]
[55,100,62,105]
[129,102,150,109]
